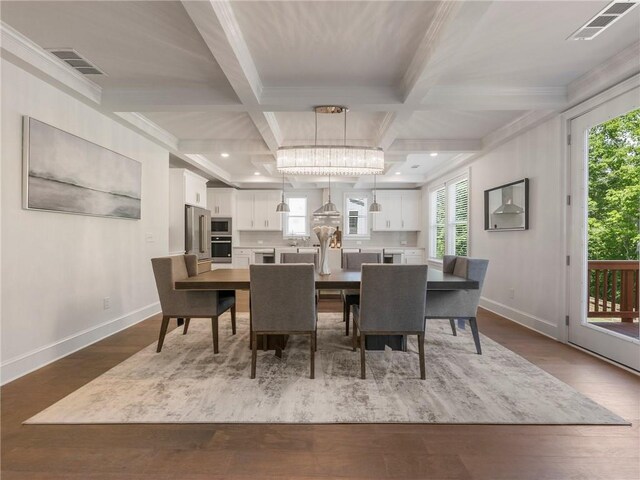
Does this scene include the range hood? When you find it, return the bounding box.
[493,199,524,215]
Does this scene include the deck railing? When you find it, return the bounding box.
[588,260,639,322]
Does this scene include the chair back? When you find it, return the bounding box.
[426,256,489,318]
[280,252,318,269]
[359,264,428,333]
[250,264,316,332]
[343,252,381,271]
[151,255,197,312]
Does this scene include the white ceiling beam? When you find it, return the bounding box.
[181,0,282,153]
[423,86,567,110]
[388,139,481,154]
[376,2,493,150]
[178,139,270,155]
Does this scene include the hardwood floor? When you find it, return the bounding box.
[2,292,638,479]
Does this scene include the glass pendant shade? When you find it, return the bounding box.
[369,199,382,213]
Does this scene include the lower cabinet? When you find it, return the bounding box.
[233,249,252,268]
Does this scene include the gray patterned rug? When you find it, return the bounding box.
[26,313,626,424]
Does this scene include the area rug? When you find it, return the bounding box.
[26,313,627,425]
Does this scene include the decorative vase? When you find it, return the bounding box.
[313,225,336,275]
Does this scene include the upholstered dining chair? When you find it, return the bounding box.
[151,255,236,354]
[280,252,319,269]
[249,264,317,379]
[352,264,429,379]
[424,255,489,354]
[342,252,381,336]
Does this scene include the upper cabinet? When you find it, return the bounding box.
[207,188,235,217]
[236,190,282,231]
[372,190,421,231]
[171,169,207,209]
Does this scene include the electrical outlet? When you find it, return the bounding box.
[356,241,362,245]
[145,232,154,243]
[508,288,515,299]
[257,240,263,244]
[400,240,407,246]
[103,297,111,310]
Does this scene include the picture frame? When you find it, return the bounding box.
[484,178,529,231]
[23,117,142,219]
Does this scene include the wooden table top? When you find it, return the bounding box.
[175,267,479,291]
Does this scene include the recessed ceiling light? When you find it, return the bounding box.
[411,165,420,169]
[430,152,438,157]
[254,172,261,176]
[395,171,401,175]
[220,152,230,158]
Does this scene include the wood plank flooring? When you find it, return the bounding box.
[2,292,639,480]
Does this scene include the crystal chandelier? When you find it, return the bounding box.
[276,106,384,176]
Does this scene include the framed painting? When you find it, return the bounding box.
[23,117,142,219]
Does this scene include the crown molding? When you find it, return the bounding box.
[0,22,102,104]
[114,112,179,151]
[568,41,640,106]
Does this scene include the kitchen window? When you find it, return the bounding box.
[284,196,308,236]
[344,194,369,238]
[429,175,469,260]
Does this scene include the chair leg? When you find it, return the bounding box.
[352,316,358,352]
[211,316,219,354]
[469,317,482,355]
[418,333,426,380]
[314,329,318,352]
[310,332,316,379]
[183,318,191,335]
[230,303,237,335]
[157,316,171,353]
[449,318,457,336]
[262,335,268,351]
[360,332,366,379]
[345,302,351,336]
[342,298,347,322]
[251,332,257,379]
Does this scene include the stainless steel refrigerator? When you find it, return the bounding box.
[185,205,211,261]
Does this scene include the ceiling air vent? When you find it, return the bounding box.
[568,1,639,40]
[46,48,106,75]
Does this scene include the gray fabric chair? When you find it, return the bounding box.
[352,264,429,379]
[151,255,236,354]
[342,252,381,336]
[280,252,319,269]
[424,255,489,354]
[280,252,320,303]
[249,264,317,379]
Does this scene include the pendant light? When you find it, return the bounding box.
[313,109,340,217]
[369,174,382,213]
[275,172,290,213]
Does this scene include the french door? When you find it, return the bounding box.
[568,87,640,371]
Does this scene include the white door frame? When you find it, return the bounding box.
[563,80,640,371]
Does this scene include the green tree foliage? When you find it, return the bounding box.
[588,109,640,260]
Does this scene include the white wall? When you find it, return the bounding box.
[1,59,169,383]
[424,116,565,339]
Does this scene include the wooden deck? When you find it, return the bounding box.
[590,321,640,340]
[1,293,638,480]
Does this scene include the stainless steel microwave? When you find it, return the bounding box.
[211,217,232,235]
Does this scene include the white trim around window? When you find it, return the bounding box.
[283,194,309,237]
[343,192,371,239]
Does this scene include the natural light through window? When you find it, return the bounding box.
[429,175,468,259]
[344,195,369,237]
[285,196,308,236]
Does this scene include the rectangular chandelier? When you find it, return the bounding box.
[276,146,384,176]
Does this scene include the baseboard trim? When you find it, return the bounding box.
[1,302,161,386]
[479,297,560,340]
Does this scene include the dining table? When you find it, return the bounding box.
[175,267,479,352]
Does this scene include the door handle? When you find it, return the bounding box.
[199,215,206,253]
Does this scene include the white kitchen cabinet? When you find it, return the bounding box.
[233,249,252,268]
[236,190,282,231]
[403,249,424,264]
[183,170,207,208]
[372,190,421,232]
[207,188,235,217]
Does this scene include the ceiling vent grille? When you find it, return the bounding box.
[568,1,639,40]
[46,48,106,75]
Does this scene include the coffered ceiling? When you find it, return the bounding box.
[1,1,639,188]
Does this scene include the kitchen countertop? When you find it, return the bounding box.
[234,245,423,249]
